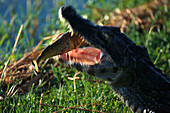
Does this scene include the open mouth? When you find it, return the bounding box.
[57,6,104,66]
[58,32,103,65]
[36,30,104,67]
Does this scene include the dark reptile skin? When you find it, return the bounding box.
[59,6,170,113]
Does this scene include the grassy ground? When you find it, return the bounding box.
[0,0,169,112]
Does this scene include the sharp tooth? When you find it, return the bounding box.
[94,59,98,63]
[80,62,82,66]
[78,34,81,37]
[72,58,74,62]
[80,36,83,39]
[74,58,77,63]
[100,52,103,59]
[69,59,72,64]
[75,58,77,63]
[84,40,89,44]
[68,24,72,30]
[86,41,91,45]
[66,53,69,60]
[81,38,84,42]
[71,32,74,37]
[86,41,89,44]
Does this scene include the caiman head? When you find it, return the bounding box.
[56,6,136,81]
[35,5,135,82]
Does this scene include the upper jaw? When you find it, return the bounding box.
[59,6,101,48]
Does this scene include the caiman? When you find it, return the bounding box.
[34,6,170,113]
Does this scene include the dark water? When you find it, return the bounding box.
[0,0,86,22]
[0,0,87,53]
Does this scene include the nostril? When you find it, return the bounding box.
[60,6,76,18]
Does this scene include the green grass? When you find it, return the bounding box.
[0,0,169,112]
[1,66,130,112]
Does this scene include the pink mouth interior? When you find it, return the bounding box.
[59,47,102,65]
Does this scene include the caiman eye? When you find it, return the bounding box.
[102,31,110,40]
[97,30,110,41]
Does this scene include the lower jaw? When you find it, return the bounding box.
[58,47,103,65]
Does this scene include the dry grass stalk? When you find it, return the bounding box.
[39,93,43,113]
[41,102,104,113]
[11,24,23,62]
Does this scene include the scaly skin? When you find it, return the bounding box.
[58,6,170,113]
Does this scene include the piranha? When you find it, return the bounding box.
[33,31,103,72]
